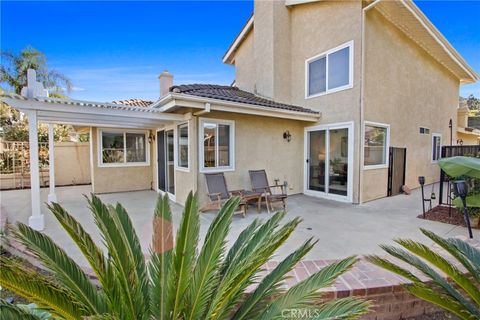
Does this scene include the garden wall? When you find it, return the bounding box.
[0,141,91,190]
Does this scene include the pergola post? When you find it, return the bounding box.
[47,123,57,203]
[27,110,44,230]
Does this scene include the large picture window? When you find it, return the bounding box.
[99,129,149,166]
[364,122,389,168]
[306,41,353,98]
[199,118,235,172]
[432,134,442,162]
[177,123,189,170]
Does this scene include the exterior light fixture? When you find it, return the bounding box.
[418,176,433,218]
[148,134,155,143]
[453,180,473,238]
[283,130,292,142]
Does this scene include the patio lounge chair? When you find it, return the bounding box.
[249,170,287,213]
[202,172,249,217]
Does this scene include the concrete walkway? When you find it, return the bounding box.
[1,185,478,266]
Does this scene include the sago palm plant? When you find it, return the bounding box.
[0,192,369,319]
[367,228,480,319]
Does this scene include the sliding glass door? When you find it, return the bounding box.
[305,123,352,201]
[157,129,175,197]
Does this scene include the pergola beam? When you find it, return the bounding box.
[2,98,184,121]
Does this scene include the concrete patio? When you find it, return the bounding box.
[1,184,478,267]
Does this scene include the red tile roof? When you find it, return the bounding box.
[170,84,319,115]
[112,98,153,108]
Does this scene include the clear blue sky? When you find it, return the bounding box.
[1,1,479,102]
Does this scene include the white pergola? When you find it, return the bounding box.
[1,70,184,230]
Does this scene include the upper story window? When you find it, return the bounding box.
[432,134,442,162]
[99,129,149,167]
[306,41,353,98]
[199,118,235,173]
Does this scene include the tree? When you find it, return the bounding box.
[0,193,369,319]
[0,46,72,96]
[0,48,78,142]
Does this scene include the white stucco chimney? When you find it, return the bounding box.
[159,70,173,98]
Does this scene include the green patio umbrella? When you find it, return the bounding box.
[438,156,480,179]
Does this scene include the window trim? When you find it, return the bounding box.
[97,128,150,167]
[363,121,390,170]
[431,133,442,163]
[305,40,354,99]
[199,118,235,173]
[175,121,190,172]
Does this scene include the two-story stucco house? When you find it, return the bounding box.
[3,0,478,230]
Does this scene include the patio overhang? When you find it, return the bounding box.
[1,75,185,231]
[1,94,185,129]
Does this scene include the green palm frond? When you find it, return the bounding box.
[395,238,480,306]
[47,202,111,293]
[185,197,240,320]
[0,299,44,320]
[419,229,480,282]
[5,193,368,320]
[87,194,145,319]
[206,216,301,320]
[110,202,150,317]
[12,222,107,315]
[406,284,475,320]
[233,238,317,320]
[257,256,358,319]
[379,243,478,316]
[169,191,200,319]
[311,297,370,320]
[447,237,480,275]
[0,256,87,320]
[149,194,174,320]
[222,218,260,271]
[47,201,124,316]
[369,230,480,319]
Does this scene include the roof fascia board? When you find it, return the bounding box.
[399,0,478,82]
[222,15,254,64]
[285,0,323,6]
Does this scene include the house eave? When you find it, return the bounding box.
[222,15,254,65]
[154,93,321,122]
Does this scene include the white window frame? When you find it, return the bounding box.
[431,133,442,163]
[175,121,190,172]
[98,128,150,167]
[199,118,235,173]
[363,121,390,170]
[305,40,354,99]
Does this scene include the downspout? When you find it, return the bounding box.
[359,0,381,204]
[193,102,211,116]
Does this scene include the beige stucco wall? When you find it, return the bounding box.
[362,10,460,202]
[234,31,256,94]
[194,111,305,207]
[289,1,363,202]
[0,142,90,190]
[457,132,480,145]
[54,142,91,186]
[232,0,364,202]
[174,118,198,205]
[91,127,154,194]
